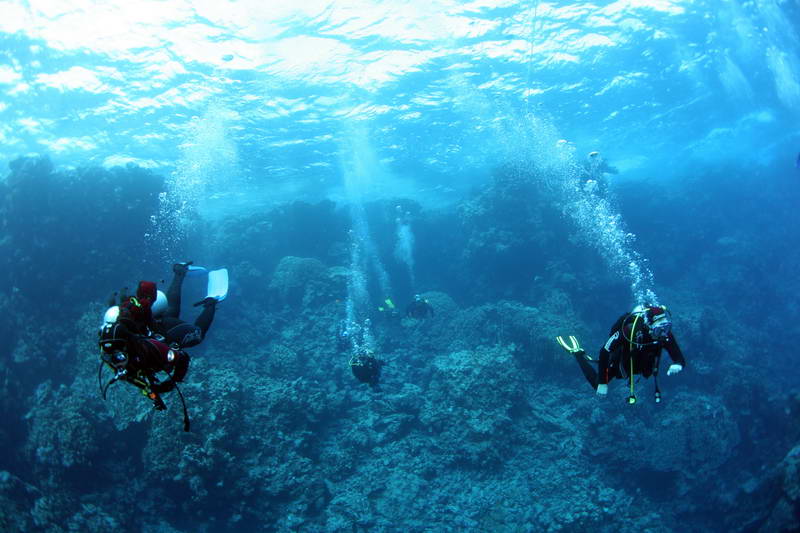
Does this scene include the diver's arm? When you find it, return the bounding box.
[597,329,621,385]
[597,350,609,385]
[171,351,190,382]
[149,350,190,393]
[663,335,686,367]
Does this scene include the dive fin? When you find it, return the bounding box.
[555,335,584,355]
[206,268,229,302]
[186,265,208,278]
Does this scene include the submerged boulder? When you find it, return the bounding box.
[419,344,525,467]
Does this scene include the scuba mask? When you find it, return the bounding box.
[625,305,671,346]
[648,317,671,340]
[645,305,671,340]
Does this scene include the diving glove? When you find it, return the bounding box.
[667,364,683,376]
[596,384,608,396]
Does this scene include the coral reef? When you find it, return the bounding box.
[2,156,798,532]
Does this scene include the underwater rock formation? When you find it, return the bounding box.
[2,156,797,532]
[0,156,164,308]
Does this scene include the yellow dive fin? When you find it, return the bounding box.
[556,336,596,361]
[556,335,581,353]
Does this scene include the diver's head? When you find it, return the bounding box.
[644,305,671,340]
[136,281,157,302]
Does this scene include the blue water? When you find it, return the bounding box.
[1,1,799,532]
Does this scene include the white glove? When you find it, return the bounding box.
[596,384,608,395]
[667,364,683,376]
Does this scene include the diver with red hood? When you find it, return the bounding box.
[98,262,227,430]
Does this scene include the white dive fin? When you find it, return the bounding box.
[206,268,229,302]
[186,265,208,278]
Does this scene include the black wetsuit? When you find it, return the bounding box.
[154,270,215,349]
[351,355,382,389]
[574,313,686,389]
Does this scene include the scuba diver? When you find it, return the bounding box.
[97,262,229,430]
[405,294,434,319]
[343,317,384,390]
[556,304,686,404]
[580,151,618,196]
[350,352,383,390]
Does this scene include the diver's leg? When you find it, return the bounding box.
[194,300,216,338]
[160,318,200,348]
[161,300,214,348]
[165,269,187,318]
[574,353,599,390]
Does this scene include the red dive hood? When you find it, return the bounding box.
[136,281,157,301]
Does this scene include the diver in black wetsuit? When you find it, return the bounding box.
[344,318,383,390]
[557,305,686,404]
[405,294,434,319]
[350,353,383,389]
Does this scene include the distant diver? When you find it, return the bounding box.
[556,305,686,404]
[405,294,434,319]
[343,318,384,390]
[350,352,383,390]
[581,151,618,196]
[97,262,229,431]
